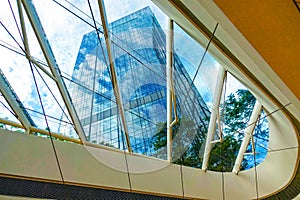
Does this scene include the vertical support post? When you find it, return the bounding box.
[202,67,226,171]
[232,101,262,174]
[166,18,174,162]
[98,0,132,152]
[21,0,86,143]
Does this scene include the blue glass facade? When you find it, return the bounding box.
[69,7,210,158]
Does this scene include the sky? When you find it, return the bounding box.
[0,0,165,130]
[0,1,269,173]
[0,0,244,132]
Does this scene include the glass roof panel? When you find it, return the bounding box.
[243,109,269,169]
[32,0,97,76]
[0,94,20,125]
[173,23,219,110]
[0,0,270,171]
[104,0,166,26]
[207,72,270,171]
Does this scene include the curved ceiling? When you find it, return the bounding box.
[213,0,300,101]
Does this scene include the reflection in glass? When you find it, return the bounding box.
[0,0,270,173]
[68,7,210,159]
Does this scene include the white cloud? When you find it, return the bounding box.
[104,0,166,26]
[0,0,167,132]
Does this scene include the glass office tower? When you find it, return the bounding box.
[68,7,210,158]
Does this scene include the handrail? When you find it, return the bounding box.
[0,117,81,144]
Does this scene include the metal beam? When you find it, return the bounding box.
[17,0,29,54]
[166,18,174,162]
[17,0,56,82]
[167,0,292,133]
[0,117,81,144]
[232,101,262,174]
[0,117,24,129]
[0,69,35,134]
[202,67,226,171]
[29,57,56,81]
[97,0,132,152]
[21,0,86,143]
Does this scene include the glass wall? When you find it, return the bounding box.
[0,0,269,172]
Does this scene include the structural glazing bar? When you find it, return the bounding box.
[17,0,56,82]
[166,18,174,162]
[202,67,226,171]
[232,101,262,174]
[97,0,132,152]
[0,69,35,134]
[21,0,87,143]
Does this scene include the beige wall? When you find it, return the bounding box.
[1,1,299,198]
[0,108,298,200]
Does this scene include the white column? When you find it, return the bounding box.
[202,67,226,171]
[232,101,262,174]
[166,18,174,162]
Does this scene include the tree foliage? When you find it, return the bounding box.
[207,135,244,171]
[151,89,259,172]
[152,118,206,168]
[223,89,256,138]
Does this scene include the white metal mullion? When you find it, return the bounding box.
[232,101,262,174]
[17,0,56,82]
[0,70,32,133]
[21,0,86,144]
[202,67,226,171]
[17,0,29,54]
[97,0,132,152]
[166,18,174,162]
[28,57,56,81]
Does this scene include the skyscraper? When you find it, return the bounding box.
[68,7,210,158]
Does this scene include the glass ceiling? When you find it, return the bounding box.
[0,0,270,173]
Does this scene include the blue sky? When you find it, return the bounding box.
[0,0,244,131]
[0,0,164,128]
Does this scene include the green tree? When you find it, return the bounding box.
[207,135,244,171]
[223,89,256,138]
[151,89,258,172]
[152,118,207,168]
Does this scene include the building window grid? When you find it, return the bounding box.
[65,7,270,170]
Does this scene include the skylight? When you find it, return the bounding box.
[0,0,270,173]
